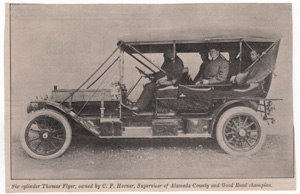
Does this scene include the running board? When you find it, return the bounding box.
[99,133,212,138]
[120,127,212,138]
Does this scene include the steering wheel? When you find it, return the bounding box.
[135,66,154,81]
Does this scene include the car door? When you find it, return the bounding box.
[155,85,179,113]
[177,85,212,113]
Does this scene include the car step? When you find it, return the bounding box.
[67,110,101,136]
[123,126,152,136]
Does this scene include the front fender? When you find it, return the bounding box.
[28,101,100,136]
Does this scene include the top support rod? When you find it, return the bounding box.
[127,44,167,74]
[243,40,277,77]
[239,40,242,73]
[60,47,119,104]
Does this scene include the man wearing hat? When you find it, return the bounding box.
[195,46,229,84]
[131,48,184,112]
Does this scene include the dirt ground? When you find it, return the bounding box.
[11,129,294,180]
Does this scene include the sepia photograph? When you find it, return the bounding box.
[4,2,295,192]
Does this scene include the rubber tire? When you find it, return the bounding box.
[20,109,72,159]
[216,106,266,156]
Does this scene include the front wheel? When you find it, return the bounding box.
[20,109,72,159]
[216,106,266,156]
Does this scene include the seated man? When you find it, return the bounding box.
[230,49,261,90]
[132,48,184,112]
[178,67,194,85]
[195,46,229,85]
[193,51,210,83]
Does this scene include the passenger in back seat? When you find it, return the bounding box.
[193,51,210,83]
[195,46,229,85]
[230,49,260,85]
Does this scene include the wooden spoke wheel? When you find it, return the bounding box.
[20,109,72,159]
[216,106,266,156]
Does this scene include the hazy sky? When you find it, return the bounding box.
[9,4,292,136]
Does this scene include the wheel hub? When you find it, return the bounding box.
[238,128,247,137]
[42,132,49,139]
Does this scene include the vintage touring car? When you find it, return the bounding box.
[21,30,281,159]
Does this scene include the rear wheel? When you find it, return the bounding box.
[216,106,266,156]
[20,109,72,159]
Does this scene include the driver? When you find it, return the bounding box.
[131,48,184,112]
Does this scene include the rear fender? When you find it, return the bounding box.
[209,100,258,136]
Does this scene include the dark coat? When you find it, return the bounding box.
[136,56,184,110]
[153,56,184,81]
[194,60,210,82]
